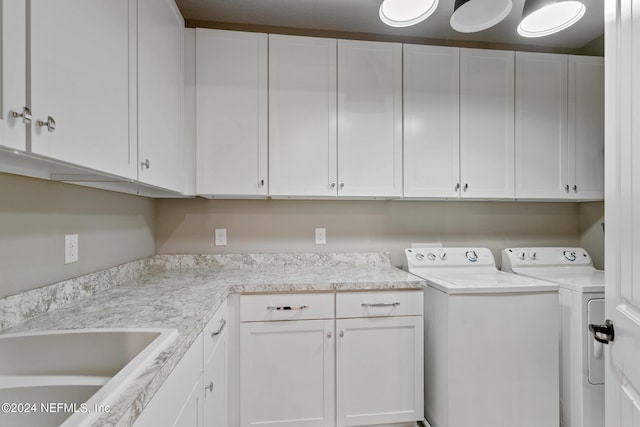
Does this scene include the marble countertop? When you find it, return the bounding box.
[0,253,425,427]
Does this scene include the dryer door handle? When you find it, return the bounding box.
[589,320,614,344]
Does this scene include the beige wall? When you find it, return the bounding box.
[0,173,155,298]
[156,199,581,268]
[579,201,605,269]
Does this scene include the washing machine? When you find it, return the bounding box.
[501,247,604,427]
[406,247,560,427]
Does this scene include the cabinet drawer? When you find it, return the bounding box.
[240,293,334,322]
[336,290,423,318]
[204,300,228,361]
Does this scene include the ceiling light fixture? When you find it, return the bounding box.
[518,0,586,38]
[379,0,439,28]
[450,0,513,33]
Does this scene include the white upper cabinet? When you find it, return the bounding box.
[1,0,27,152]
[515,52,568,199]
[28,0,135,179]
[403,44,460,198]
[460,48,515,199]
[337,40,402,198]
[269,35,337,198]
[136,0,185,192]
[568,55,604,200]
[196,29,268,197]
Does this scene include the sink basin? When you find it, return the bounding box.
[0,328,178,427]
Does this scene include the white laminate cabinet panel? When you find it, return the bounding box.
[137,0,185,192]
[240,319,335,427]
[29,0,134,179]
[515,52,568,199]
[203,300,228,361]
[204,317,228,427]
[134,333,204,427]
[269,35,338,198]
[568,55,604,200]
[336,290,423,318]
[403,44,460,199]
[336,316,424,426]
[337,40,402,198]
[460,48,515,199]
[240,293,334,322]
[1,0,27,152]
[196,29,268,197]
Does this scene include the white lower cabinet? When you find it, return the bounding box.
[203,301,229,426]
[134,332,204,427]
[135,301,229,427]
[336,316,424,426]
[239,291,424,427]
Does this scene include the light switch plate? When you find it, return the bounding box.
[65,234,78,264]
[315,228,326,245]
[215,229,227,246]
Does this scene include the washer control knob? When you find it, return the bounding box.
[528,252,537,260]
[415,253,425,261]
[517,252,526,260]
[427,253,437,261]
[439,252,447,260]
[466,250,478,262]
[563,250,577,262]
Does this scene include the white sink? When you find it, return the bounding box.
[0,328,178,427]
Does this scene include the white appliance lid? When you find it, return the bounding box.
[510,266,604,293]
[406,247,559,294]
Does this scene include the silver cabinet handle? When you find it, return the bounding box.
[361,302,400,308]
[327,331,332,338]
[266,305,309,311]
[339,330,344,338]
[141,159,150,169]
[37,116,56,132]
[463,183,468,192]
[573,185,578,191]
[330,181,336,189]
[565,185,570,191]
[11,106,32,124]
[259,179,265,187]
[211,318,227,337]
[339,182,345,190]
[455,183,460,191]
[205,381,214,393]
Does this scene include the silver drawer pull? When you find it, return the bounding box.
[211,318,227,337]
[361,302,400,308]
[266,305,309,311]
[205,381,214,393]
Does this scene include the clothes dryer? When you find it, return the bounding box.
[502,247,604,427]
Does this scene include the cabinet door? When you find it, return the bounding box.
[137,0,185,192]
[196,29,268,197]
[515,52,568,199]
[336,316,423,426]
[29,0,134,179]
[240,319,334,427]
[337,40,402,198]
[204,330,227,426]
[1,0,27,151]
[174,375,204,427]
[403,44,460,198]
[568,55,604,200]
[460,48,515,198]
[135,334,204,427]
[269,35,338,198]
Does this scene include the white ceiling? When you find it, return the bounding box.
[175,0,604,50]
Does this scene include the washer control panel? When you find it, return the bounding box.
[501,247,593,270]
[406,247,496,269]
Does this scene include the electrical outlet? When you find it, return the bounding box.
[65,234,78,264]
[315,228,326,245]
[215,229,227,246]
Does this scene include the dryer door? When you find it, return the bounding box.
[587,298,605,385]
